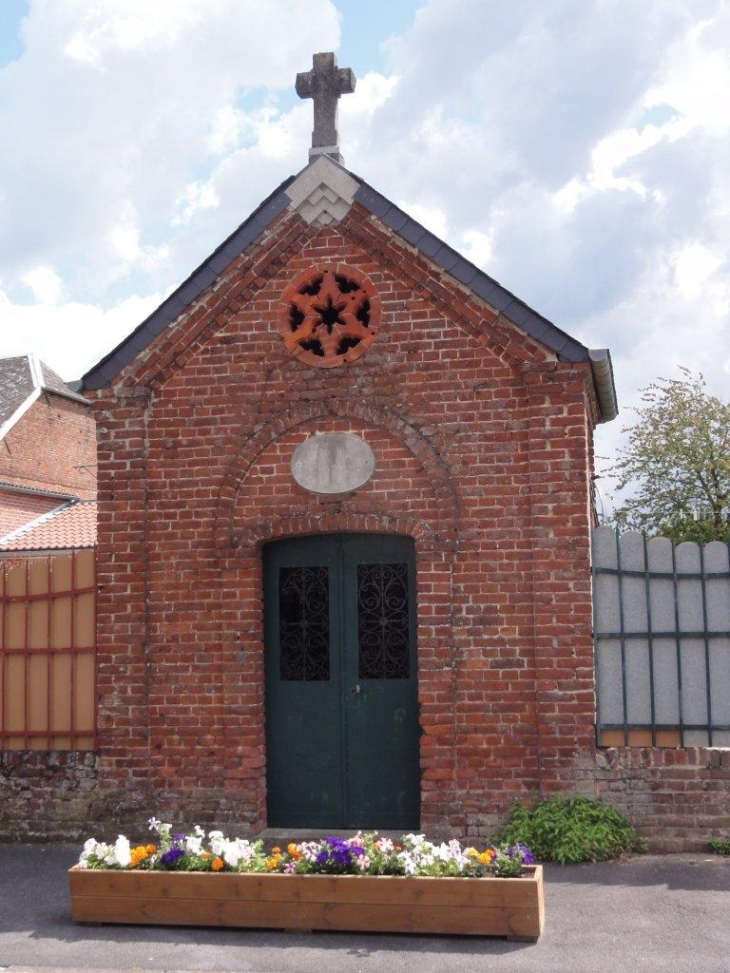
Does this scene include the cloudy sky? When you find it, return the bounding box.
[0,0,728,510]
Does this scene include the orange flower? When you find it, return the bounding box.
[266,850,283,871]
[211,857,224,871]
[287,843,302,860]
[478,849,495,866]
[129,845,150,867]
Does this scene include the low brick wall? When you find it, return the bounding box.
[2,747,730,849]
[596,748,730,852]
[0,751,98,841]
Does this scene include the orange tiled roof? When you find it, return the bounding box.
[0,500,97,552]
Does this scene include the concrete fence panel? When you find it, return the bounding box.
[593,526,730,747]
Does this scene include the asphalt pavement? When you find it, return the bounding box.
[0,843,728,973]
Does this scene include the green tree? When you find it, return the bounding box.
[608,368,730,543]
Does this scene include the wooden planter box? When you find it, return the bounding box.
[69,865,544,940]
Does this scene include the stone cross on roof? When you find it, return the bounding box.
[296,52,356,165]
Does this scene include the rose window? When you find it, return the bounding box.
[278,266,380,368]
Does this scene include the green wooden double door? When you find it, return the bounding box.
[264,534,420,829]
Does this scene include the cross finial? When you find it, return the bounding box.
[296,52,356,165]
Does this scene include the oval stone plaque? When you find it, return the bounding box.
[291,433,375,495]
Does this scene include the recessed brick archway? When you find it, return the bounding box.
[214,400,459,557]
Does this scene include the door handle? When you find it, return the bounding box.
[350,684,362,695]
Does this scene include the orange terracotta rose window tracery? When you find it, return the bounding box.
[279,266,380,368]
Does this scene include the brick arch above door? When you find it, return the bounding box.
[213,400,459,558]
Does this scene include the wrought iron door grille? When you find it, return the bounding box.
[279,566,330,680]
[357,562,410,679]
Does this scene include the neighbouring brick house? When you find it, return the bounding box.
[0,356,97,807]
[67,51,624,839]
[0,354,96,551]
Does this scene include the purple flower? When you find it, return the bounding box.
[314,837,364,872]
[160,847,185,867]
[506,844,534,864]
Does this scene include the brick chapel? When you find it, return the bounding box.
[79,53,617,836]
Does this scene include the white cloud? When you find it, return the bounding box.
[172,181,221,227]
[350,71,399,115]
[397,202,448,239]
[62,0,206,66]
[207,105,247,156]
[21,265,66,304]
[0,0,728,505]
[0,287,164,380]
[673,242,722,300]
[460,230,493,269]
[645,17,730,134]
[0,0,341,303]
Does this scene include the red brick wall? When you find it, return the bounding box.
[1,396,96,499]
[0,489,60,536]
[1,203,725,850]
[596,748,730,852]
[79,206,602,837]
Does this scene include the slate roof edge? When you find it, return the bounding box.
[0,356,89,441]
[0,385,89,443]
[80,175,297,391]
[29,353,90,406]
[40,383,91,407]
[0,479,80,501]
[353,182,586,362]
[0,386,41,442]
[349,176,618,421]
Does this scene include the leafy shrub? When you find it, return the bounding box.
[709,836,730,855]
[495,795,638,864]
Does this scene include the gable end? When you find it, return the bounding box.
[80,157,617,421]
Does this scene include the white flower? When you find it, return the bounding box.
[237,841,256,861]
[147,817,161,833]
[79,837,98,863]
[112,836,131,868]
[222,840,242,868]
[185,835,203,856]
[77,837,100,867]
[400,853,417,875]
[82,840,112,865]
[208,830,225,856]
